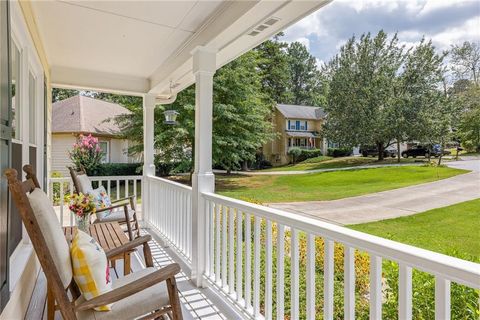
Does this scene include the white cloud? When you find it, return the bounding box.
[283,0,480,64]
[295,37,311,50]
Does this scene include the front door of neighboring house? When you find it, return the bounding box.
[0,0,11,311]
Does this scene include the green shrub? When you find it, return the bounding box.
[287,147,302,164]
[296,148,324,162]
[327,147,353,157]
[95,163,142,176]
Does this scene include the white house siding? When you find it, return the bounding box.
[51,133,76,176]
[52,134,136,177]
[109,138,129,163]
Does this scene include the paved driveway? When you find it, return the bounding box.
[268,161,480,225]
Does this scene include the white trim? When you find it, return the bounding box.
[51,66,149,96]
[8,243,33,291]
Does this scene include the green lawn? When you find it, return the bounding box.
[261,155,422,172]
[216,165,467,203]
[350,199,480,260]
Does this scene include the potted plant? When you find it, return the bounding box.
[69,193,96,232]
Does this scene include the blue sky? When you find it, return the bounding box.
[284,0,480,67]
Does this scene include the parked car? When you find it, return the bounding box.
[401,145,451,158]
[360,146,396,158]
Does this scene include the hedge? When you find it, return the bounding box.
[327,147,352,157]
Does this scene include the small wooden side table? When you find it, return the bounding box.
[63,222,134,276]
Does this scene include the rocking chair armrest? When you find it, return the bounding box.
[105,235,151,258]
[95,202,128,213]
[111,194,136,204]
[75,263,181,312]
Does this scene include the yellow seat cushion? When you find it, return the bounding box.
[71,230,113,311]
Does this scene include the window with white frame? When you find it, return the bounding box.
[11,42,20,140]
[28,71,36,144]
[99,141,109,163]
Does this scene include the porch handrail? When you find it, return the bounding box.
[47,175,143,227]
[146,174,192,191]
[144,175,193,263]
[202,191,479,289]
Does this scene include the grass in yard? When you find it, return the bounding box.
[216,165,467,203]
[350,198,480,260]
[260,155,422,172]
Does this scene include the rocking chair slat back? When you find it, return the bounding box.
[5,166,77,320]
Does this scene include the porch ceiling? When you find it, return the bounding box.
[30,0,331,97]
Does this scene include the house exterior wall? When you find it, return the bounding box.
[1,2,50,319]
[263,109,325,166]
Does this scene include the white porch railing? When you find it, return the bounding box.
[48,175,142,227]
[200,192,480,320]
[145,175,193,263]
[137,175,480,319]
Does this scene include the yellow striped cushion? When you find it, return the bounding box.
[71,230,113,311]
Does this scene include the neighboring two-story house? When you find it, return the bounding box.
[263,104,327,166]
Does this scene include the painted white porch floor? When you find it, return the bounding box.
[25,228,237,320]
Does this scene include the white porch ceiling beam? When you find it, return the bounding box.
[51,66,149,95]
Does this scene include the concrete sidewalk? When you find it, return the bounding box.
[268,166,480,225]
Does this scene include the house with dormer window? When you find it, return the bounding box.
[263,104,327,165]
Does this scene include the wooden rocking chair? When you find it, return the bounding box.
[6,165,183,320]
[68,166,140,240]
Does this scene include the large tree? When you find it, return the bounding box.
[112,51,274,173]
[450,41,480,85]
[323,31,404,160]
[255,34,292,105]
[323,31,449,161]
[286,42,324,106]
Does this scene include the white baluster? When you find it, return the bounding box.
[370,254,382,320]
[324,239,334,320]
[245,213,252,310]
[228,208,235,295]
[306,233,315,320]
[59,182,64,226]
[399,263,412,320]
[222,205,228,289]
[344,246,355,320]
[253,216,261,317]
[236,210,243,301]
[209,200,215,278]
[435,276,450,320]
[215,204,221,284]
[291,228,299,320]
[265,219,273,320]
[276,224,285,320]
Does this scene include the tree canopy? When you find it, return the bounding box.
[323,31,449,160]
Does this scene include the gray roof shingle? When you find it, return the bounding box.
[276,104,325,120]
[52,95,131,136]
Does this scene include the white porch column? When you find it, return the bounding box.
[142,94,156,226]
[191,46,216,287]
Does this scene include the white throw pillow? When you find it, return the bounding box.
[27,188,73,288]
[71,230,113,311]
[77,174,93,194]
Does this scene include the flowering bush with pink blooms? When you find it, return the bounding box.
[68,134,103,174]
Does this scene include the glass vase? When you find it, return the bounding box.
[75,213,91,233]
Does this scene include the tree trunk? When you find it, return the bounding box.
[227,168,231,175]
[241,161,248,172]
[396,140,401,163]
[377,142,385,161]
